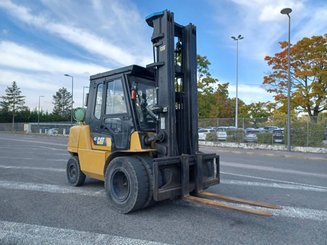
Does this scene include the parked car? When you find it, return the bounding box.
[47,128,59,135]
[244,128,260,142]
[216,127,228,141]
[273,128,284,143]
[198,128,215,141]
[264,126,278,133]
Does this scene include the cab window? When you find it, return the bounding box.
[105,78,127,114]
[94,83,103,119]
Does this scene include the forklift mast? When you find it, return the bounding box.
[67,10,280,216]
[146,10,198,157]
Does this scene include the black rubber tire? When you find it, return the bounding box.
[135,156,155,208]
[66,156,86,186]
[105,156,149,214]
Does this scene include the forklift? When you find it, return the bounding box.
[67,10,280,215]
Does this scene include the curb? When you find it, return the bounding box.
[199,141,327,155]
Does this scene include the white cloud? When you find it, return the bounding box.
[293,8,327,41]
[0,68,90,112]
[230,0,304,22]
[0,41,108,111]
[228,84,273,104]
[210,0,326,61]
[0,41,108,74]
[0,0,156,113]
[0,0,152,67]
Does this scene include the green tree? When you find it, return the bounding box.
[210,83,234,118]
[0,81,27,129]
[263,34,327,122]
[242,102,272,128]
[52,87,72,119]
[197,55,232,118]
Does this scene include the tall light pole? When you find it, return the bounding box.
[82,86,89,108]
[281,7,292,151]
[38,95,44,132]
[64,74,74,124]
[231,35,244,128]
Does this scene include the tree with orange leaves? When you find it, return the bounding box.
[263,34,326,122]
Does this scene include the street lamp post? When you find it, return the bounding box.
[231,35,244,128]
[64,74,74,124]
[82,86,89,108]
[281,7,292,152]
[38,95,44,133]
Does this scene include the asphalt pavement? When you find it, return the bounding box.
[0,132,326,244]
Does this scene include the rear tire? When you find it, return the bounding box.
[105,156,149,214]
[66,156,86,186]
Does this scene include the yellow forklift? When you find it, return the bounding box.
[67,10,280,215]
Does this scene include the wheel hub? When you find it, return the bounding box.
[111,169,130,202]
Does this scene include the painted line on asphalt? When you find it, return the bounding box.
[272,206,327,221]
[177,199,327,221]
[0,180,105,197]
[0,146,42,150]
[221,161,327,178]
[39,145,67,151]
[200,146,327,161]
[221,179,327,193]
[0,156,67,162]
[221,171,327,190]
[1,180,326,221]
[0,145,66,152]
[0,137,66,147]
[1,165,326,193]
[0,165,64,172]
[0,156,34,160]
[0,220,166,245]
[0,146,69,156]
[0,150,68,156]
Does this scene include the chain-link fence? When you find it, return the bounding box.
[199,116,327,148]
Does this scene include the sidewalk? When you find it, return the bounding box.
[199,140,327,154]
[199,144,327,161]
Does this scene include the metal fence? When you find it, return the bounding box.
[199,116,327,148]
[0,116,326,148]
[0,122,72,136]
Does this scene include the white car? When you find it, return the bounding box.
[198,128,215,141]
[244,128,260,142]
[47,128,59,135]
[216,127,228,141]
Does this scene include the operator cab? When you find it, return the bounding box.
[85,65,157,151]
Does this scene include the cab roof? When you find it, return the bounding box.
[90,65,154,80]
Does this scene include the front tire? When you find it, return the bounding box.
[105,156,149,214]
[66,156,86,186]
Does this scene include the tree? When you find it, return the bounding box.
[52,87,72,119]
[242,102,273,128]
[0,81,27,129]
[197,55,233,118]
[263,34,327,122]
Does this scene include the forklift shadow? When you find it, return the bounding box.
[83,178,105,187]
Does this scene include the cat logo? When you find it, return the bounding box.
[93,136,106,146]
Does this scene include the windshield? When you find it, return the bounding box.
[130,76,157,131]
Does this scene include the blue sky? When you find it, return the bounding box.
[0,0,326,112]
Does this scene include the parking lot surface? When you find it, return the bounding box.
[0,132,326,244]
